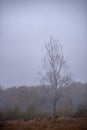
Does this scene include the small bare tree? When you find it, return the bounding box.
[39,37,72,115]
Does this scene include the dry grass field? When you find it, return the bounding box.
[0,117,87,130]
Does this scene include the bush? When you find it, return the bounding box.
[74,104,87,117]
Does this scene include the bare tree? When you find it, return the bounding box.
[39,37,72,115]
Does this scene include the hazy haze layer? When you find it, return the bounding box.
[0,0,87,87]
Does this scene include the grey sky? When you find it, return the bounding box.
[0,0,87,88]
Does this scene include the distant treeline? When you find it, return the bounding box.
[0,82,87,120]
[0,105,50,121]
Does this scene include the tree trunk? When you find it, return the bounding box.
[53,96,57,116]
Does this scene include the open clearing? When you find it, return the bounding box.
[0,117,87,130]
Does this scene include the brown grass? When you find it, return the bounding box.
[0,117,87,130]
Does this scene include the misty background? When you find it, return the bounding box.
[0,0,87,88]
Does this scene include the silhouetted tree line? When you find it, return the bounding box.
[0,82,87,120]
[0,103,87,121]
[0,105,50,121]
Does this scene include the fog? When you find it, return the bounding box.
[0,0,87,87]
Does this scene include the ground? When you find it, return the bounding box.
[0,117,87,130]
